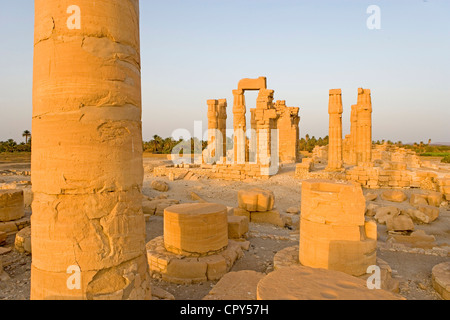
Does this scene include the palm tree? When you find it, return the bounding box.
[22,130,31,144]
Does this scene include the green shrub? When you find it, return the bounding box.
[442,155,450,163]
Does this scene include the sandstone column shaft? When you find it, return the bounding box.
[356,88,373,164]
[233,89,246,164]
[31,0,150,300]
[327,89,343,170]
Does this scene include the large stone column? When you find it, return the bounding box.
[254,89,277,169]
[31,0,151,300]
[206,99,219,162]
[217,99,228,160]
[326,89,343,171]
[233,89,246,164]
[349,105,358,165]
[356,88,373,164]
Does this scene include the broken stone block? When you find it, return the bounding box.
[227,216,249,239]
[381,190,407,203]
[0,190,25,222]
[365,203,379,217]
[426,192,444,207]
[0,256,11,282]
[190,192,207,203]
[403,208,430,224]
[15,226,31,254]
[386,214,414,232]
[0,231,6,245]
[233,208,250,220]
[286,207,299,214]
[203,270,265,300]
[432,262,450,300]
[410,193,429,207]
[251,210,291,228]
[256,266,403,300]
[365,192,378,201]
[300,180,376,277]
[416,205,439,223]
[151,180,169,192]
[151,286,175,300]
[142,199,179,216]
[375,206,400,225]
[388,230,436,249]
[164,203,228,256]
[238,188,274,212]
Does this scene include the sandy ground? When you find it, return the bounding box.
[0,157,449,300]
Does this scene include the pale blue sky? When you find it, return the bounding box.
[0,0,449,143]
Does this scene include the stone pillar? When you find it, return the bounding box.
[233,89,246,164]
[254,89,277,169]
[356,88,373,164]
[299,180,377,276]
[348,105,358,165]
[31,0,151,300]
[207,99,219,162]
[217,99,228,160]
[326,89,343,171]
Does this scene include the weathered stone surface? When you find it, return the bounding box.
[0,231,6,245]
[227,215,249,239]
[426,192,444,207]
[300,180,376,276]
[0,190,25,222]
[151,286,175,300]
[203,270,265,300]
[365,192,378,202]
[374,206,400,225]
[146,237,246,284]
[238,188,274,212]
[164,203,228,256]
[388,230,436,249]
[416,205,439,223]
[326,89,343,171]
[403,208,431,224]
[365,203,379,217]
[432,262,450,300]
[151,180,169,192]
[0,256,11,281]
[286,207,299,214]
[31,0,151,300]
[410,193,429,207]
[142,198,179,216]
[386,214,415,232]
[256,266,403,300]
[15,226,31,254]
[381,190,407,203]
[251,210,291,228]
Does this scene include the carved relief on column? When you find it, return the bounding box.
[217,99,227,160]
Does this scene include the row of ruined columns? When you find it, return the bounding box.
[327,88,373,171]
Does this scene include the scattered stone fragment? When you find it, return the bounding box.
[227,216,249,240]
[388,230,436,249]
[203,270,265,300]
[238,188,275,212]
[0,231,6,245]
[0,190,25,222]
[432,262,450,300]
[151,180,169,192]
[15,226,31,254]
[151,286,175,300]
[191,192,207,203]
[381,190,407,203]
[416,205,439,223]
[365,203,379,217]
[142,199,179,216]
[386,213,414,233]
[286,207,299,214]
[365,192,378,201]
[426,192,444,207]
[0,256,11,281]
[403,208,430,224]
[410,193,429,207]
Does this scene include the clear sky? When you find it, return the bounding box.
[0,0,449,144]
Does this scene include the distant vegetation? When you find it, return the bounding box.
[2,132,450,164]
[298,135,329,153]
